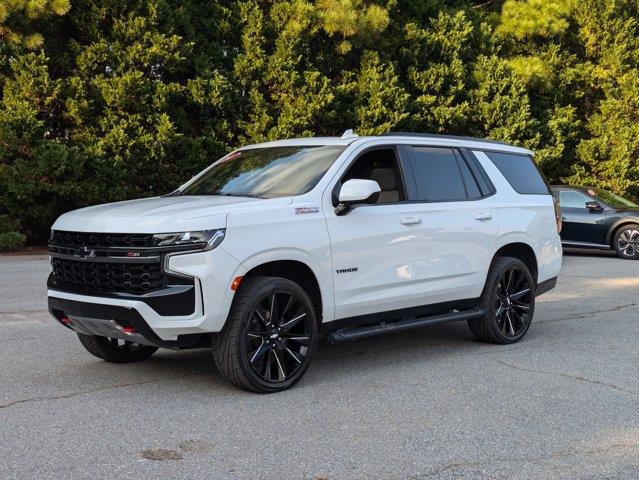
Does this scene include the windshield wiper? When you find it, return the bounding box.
[217,192,262,199]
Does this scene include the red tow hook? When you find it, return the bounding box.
[60,315,72,325]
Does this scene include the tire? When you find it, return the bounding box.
[77,333,158,363]
[212,276,318,393]
[468,256,536,344]
[612,224,639,259]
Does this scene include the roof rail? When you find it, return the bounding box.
[381,132,513,147]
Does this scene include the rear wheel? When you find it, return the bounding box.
[468,257,535,344]
[613,224,639,259]
[77,333,158,363]
[212,276,318,393]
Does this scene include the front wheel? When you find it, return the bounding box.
[77,333,158,363]
[613,224,639,259]
[468,257,535,344]
[212,276,318,393]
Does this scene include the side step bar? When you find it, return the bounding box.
[326,308,485,343]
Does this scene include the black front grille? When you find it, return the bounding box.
[48,230,194,296]
[51,231,155,249]
[51,257,165,294]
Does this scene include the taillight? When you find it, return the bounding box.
[553,196,562,233]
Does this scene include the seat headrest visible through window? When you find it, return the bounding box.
[370,168,399,203]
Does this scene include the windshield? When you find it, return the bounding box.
[594,188,639,208]
[180,146,345,198]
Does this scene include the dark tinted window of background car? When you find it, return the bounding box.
[486,152,551,195]
[408,147,468,201]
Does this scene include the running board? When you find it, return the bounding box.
[326,308,485,343]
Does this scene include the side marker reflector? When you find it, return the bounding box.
[231,276,243,291]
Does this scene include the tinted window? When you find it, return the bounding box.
[409,147,467,201]
[182,146,345,198]
[486,152,550,195]
[559,190,591,208]
[458,158,482,199]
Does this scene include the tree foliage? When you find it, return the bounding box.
[1,0,638,245]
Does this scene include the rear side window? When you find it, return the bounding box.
[485,152,550,195]
[408,147,467,201]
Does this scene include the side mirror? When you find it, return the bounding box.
[335,179,381,216]
[585,201,603,212]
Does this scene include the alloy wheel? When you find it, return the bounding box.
[617,229,639,257]
[494,266,533,338]
[244,291,312,383]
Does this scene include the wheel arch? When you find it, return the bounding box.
[491,241,538,285]
[606,218,639,247]
[240,256,326,323]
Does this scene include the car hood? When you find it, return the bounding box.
[51,195,292,233]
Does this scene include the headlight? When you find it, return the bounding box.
[153,229,225,250]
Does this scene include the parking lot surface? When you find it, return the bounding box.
[1,250,638,479]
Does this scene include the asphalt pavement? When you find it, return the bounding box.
[0,250,638,479]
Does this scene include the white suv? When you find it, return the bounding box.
[48,132,562,392]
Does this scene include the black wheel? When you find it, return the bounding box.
[212,276,318,393]
[613,224,639,259]
[77,333,158,363]
[468,257,535,344]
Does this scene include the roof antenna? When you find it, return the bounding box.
[340,129,359,140]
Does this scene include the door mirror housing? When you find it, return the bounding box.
[585,201,604,212]
[335,179,381,216]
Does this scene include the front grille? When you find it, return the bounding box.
[51,231,155,249]
[51,257,164,294]
[48,230,192,296]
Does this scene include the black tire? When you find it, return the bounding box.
[468,256,536,344]
[212,276,318,393]
[77,333,158,363]
[612,224,639,259]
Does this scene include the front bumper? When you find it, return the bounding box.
[47,246,246,343]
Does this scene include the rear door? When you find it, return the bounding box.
[403,146,498,305]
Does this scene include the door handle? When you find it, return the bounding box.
[474,213,492,221]
[401,217,422,226]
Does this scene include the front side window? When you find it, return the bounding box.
[341,148,405,204]
[408,147,469,201]
[559,190,591,208]
[181,146,345,198]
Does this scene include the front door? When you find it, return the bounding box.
[324,146,427,321]
[559,190,607,245]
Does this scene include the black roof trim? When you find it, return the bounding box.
[381,132,514,147]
